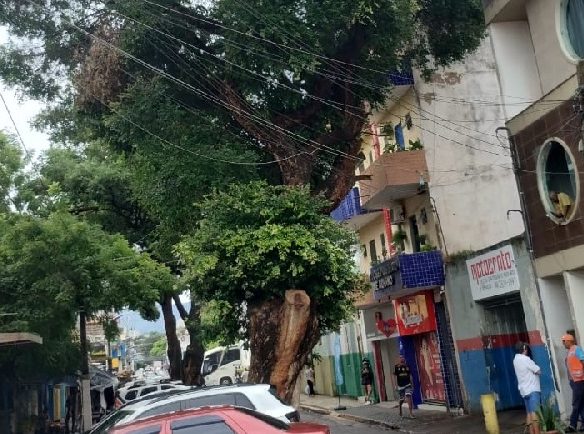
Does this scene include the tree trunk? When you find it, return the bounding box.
[182,300,205,386]
[248,290,320,403]
[160,295,182,381]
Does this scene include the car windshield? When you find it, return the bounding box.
[88,410,134,434]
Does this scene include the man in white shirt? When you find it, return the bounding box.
[513,342,541,434]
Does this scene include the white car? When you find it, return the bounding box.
[89,384,299,433]
[118,382,190,403]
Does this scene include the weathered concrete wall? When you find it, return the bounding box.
[414,36,525,254]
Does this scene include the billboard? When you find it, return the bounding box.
[466,245,520,301]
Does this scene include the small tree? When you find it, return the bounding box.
[178,182,364,401]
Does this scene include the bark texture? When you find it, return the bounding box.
[160,294,182,381]
[248,290,320,402]
[181,298,205,386]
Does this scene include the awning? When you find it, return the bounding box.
[0,332,43,346]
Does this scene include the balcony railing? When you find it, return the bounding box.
[360,149,428,210]
[330,187,366,223]
[370,251,444,301]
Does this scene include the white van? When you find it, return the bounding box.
[202,343,250,386]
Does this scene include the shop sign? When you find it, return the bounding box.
[466,244,520,301]
[374,312,397,337]
[393,291,437,336]
[370,256,402,300]
[414,332,446,402]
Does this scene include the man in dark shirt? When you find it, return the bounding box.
[394,356,414,418]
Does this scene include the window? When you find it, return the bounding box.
[220,348,240,366]
[537,138,579,224]
[380,233,387,258]
[356,152,366,173]
[124,390,138,401]
[233,393,255,409]
[369,240,378,263]
[139,386,159,397]
[184,394,236,409]
[161,385,173,390]
[562,0,584,59]
[171,416,235,434]
[140,402,182,419]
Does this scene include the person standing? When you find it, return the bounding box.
[513,342,541,434]
[394,356,414,418]
[562,334,584,433]
[305,365,316,396]
[361,358,374,404]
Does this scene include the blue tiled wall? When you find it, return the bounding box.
[331,187,367,222]
[399,251,445,288]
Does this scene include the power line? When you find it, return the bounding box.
[0,88,31,158]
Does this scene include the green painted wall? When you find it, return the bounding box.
[314,352,378,401]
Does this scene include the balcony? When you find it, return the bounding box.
[330,187,382,230]
[360,150,428,211]
[483,0,526,24]
[370,251,444,302]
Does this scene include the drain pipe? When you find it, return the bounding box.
[496,126,560,392]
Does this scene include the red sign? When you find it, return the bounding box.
[393,291,437,336]
[414,332,446,402]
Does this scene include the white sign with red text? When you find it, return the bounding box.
[466,245,520,301]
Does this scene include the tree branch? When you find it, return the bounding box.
[172,293,189,321]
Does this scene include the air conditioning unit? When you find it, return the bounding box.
[389,206,405,224]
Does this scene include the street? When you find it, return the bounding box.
[300,411,391,434]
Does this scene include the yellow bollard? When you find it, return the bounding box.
[481,393,500,434]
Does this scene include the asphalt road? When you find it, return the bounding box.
[300,410,391,434]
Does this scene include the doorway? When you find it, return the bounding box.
[481,294,528,409]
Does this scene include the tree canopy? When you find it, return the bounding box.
[0,212,174,379]
[0,0,485,204]
[178,181,364,342]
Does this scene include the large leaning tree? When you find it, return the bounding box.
[178,182,365,401]
[0,0,484,394]
[0,0,485,205]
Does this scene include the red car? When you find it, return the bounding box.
[109,406,330,434]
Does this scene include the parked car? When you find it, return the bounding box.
[109,406,330,434]
[118,383,190,403]
[89,384,299,433]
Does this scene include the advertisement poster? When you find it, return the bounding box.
[393,292,437,336]
[414,332,446,403]
[466,244,520,301]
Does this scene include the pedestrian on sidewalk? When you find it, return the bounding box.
[394,355,414,419]
[305,365,316,396]
[562,334,584,433]
[512,342,541,434]
[361,358,374,404]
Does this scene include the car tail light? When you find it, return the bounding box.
[286,410,300,422]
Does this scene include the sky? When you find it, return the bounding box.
[0,28,51,158]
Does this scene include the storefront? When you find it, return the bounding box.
[368,251,461,407]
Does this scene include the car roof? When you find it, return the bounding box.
[110,406,290,434]
[138,383,271,404]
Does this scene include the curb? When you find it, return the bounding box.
[300,404,402,431]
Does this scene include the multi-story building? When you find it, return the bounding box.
[330,28,557,412]
[484,0,584,415]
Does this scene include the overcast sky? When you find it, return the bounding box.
[0,28,51,160]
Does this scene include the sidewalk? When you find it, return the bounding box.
[299,394,527,433]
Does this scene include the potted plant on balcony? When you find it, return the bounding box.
[536,400,564,434]
[408,138,424,150]
[381,122,394,140]
[392,228,407,252]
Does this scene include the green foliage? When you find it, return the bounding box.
[0,212,174,379]
[150,336,167,358]
[0,131,27,213]
[178,181,363,341]
[0,0,485,195]
[536,400,563,433]
[408,138,424,150]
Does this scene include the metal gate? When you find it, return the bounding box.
[435,301,464,410]
[482,294,528,409]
